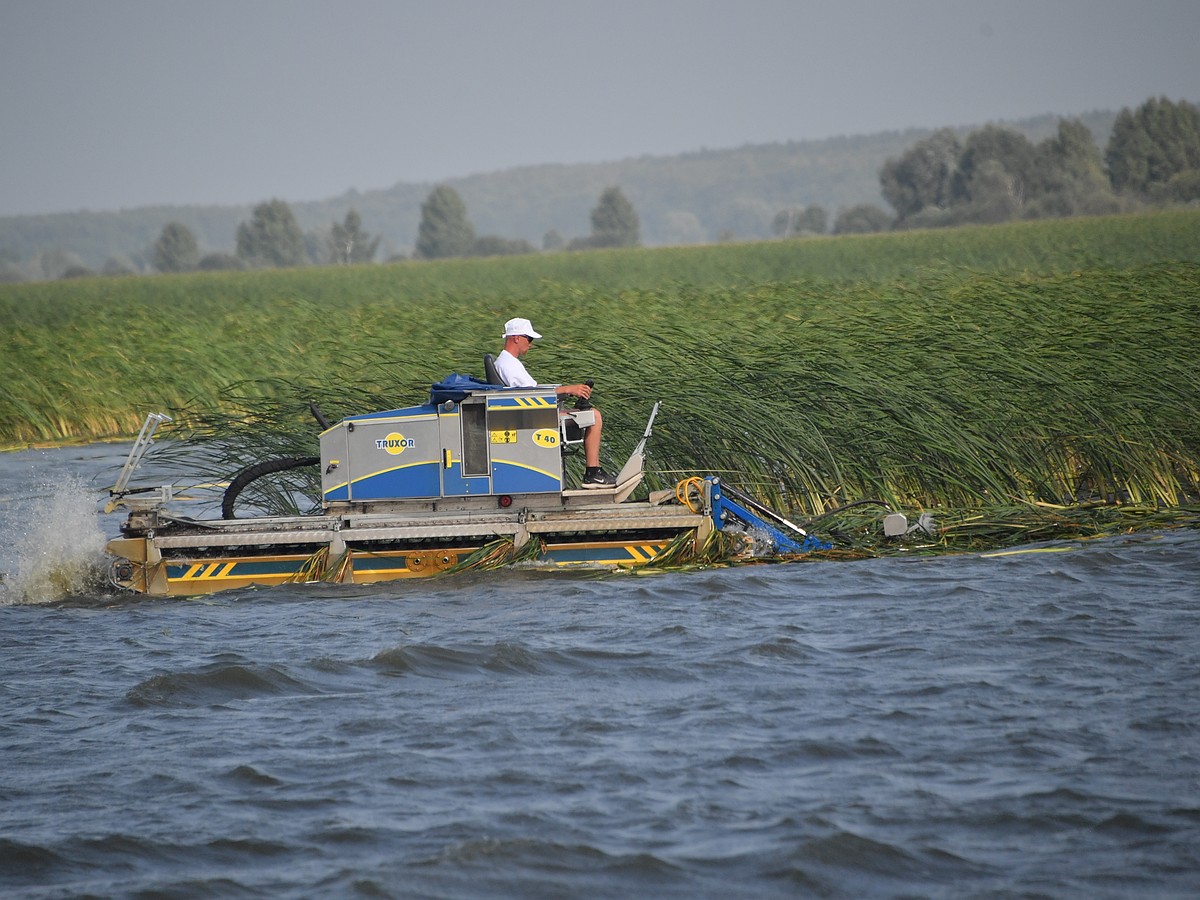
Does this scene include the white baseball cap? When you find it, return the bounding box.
[503,317,542,339]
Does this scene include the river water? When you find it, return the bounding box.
[2,444,1199,898]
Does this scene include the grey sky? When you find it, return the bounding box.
[1,0,1197,217]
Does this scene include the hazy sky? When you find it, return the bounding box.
[2,0,1197,217]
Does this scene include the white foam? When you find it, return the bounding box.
[1,476,108,604]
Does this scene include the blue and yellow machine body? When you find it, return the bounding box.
[320,385,566,504]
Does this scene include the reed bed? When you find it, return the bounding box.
[141,262,1199,533]
[3,211,1199,553]
[4,211,1198,446]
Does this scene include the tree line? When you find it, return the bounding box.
[152,202,384,273]
[1,96,1194,281]
[846,95,1200,232]
[748,95,1197,237]
[114,185,640,276]
[115,94,1200,271]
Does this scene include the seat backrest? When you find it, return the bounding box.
[483,353,504,386]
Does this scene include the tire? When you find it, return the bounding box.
[221,456,320,519]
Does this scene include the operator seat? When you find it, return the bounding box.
[483,353,503,386]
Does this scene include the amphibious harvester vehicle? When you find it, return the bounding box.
[105,373,829,597]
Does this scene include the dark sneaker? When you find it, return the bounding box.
[581,469,616,489]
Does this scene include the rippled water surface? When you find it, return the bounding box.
[2,445,1199,898]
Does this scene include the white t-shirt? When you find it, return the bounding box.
[494,349,537,387]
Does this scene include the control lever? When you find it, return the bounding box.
[575,379,595,411]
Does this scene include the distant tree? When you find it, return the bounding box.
[1149,169,1200,204]
[328,209,380,264]
[152,222,200,273]
[957,158,1025,223]
[952,125,1038,211]
[36,247,86,280]
[1105,96,1200,195]
[588,186,640,248]
[1029,119,1120,217]
[102,254,138,276]
[542,229,564,251]
[880,128,961,222]
[799,205,826,234]
[236,199,308,268]
[198,252,247,271]
[470,235,536,257]
[772,205,827,236]
[832,204,892,234]
[883,118,1127,228]
[416,186,475,259]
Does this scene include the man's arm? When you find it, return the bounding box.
[555,383,592,401]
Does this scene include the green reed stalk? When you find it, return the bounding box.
[2,214,1198,553]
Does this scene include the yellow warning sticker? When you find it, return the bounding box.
[490,429,518,444]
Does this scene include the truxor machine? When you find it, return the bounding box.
[105,375,828,596]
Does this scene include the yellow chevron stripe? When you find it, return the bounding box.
[628,544,661,563]
[511,396,554,408]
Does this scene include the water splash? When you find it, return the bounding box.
[1,476,108,605]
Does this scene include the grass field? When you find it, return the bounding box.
[3,209,1199,538]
